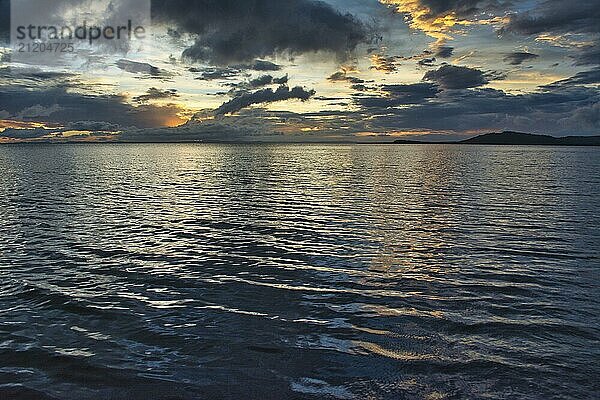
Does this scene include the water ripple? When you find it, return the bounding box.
[0,144,598,399]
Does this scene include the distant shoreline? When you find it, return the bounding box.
[1,131,599,146]
[390,131,600,146]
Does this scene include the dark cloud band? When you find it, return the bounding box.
[152,0,369,64]
[215,85,315,115]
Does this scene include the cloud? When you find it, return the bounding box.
[249,60,282,71]
[504,51,539,65]
[192,67,241,80]
[0,67,77,83]
[8,68,598,142]
[0,127,54,140]
[249,75,277,88]
[17,104,64,119]
[558,102,600,129]
[545,67,600,86]
[137,70,598,141]
[272,76,290,85]
[0,86,184,128]
[357,83,439,108]
[249,74,289,88]
[349,69,600,136]
[327,72,365,84]
[2,0,598,143]
[0,0,8,44]
[118,109,287,142]
[116,60,166,76]
[133,88,179,103]
[503,1,600,36]
[67,121,123,131]
[190,62,284,81]
[423,65,490,89]
[411,0,499,17]
[496,1,599,66]
[370,54,398,72]
[0,124,118,141]
[574,45,600,66]
[379,0,505,41]
[435,46,454,58]
[215,85,315,115]
[152,0,369,64]
[418,57,437,67]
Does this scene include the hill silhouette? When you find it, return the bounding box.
[394,131,600,146]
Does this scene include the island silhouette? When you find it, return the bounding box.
[393,131,600,146]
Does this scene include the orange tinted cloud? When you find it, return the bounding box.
[379,0,475,41]
[128,104,191,128]
[370,54,399,72]
[0,120,61,132]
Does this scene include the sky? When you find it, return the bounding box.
[0,0,598,142]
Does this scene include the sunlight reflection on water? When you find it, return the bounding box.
[0,144,598,399]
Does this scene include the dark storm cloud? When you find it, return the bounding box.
[347,68,600,136]
[385,0,510,22]
[120,72,599,140]
[504,51,539,65]
[191,61,283,81]
[356,83,439,108]
[498,1,599,66]
[503,0,600,36]
[1,120,124,140]
[0,86,180,128]
[545,68,600,87]
[0,128,52,139]
[418,57,436,67]
[0,67,77,84]
[215,85,315,115]
[26,64,594,142]
[248,60,282,71]
[249,75,276,87]
[116,60,166,76]
[574,45,600,66]
[0,0,8,44]
[423,65,489,89]
[133,88,179,103]
[500,0,600,65]
[192,67,241,80]
[435,46,454,58]
[249,74,289,88]
[351,88,599,135]
[119,114,268,142]
[327,72,365,84]
[151,0,369,64]
[67,121,123,131]
[417,0,506,17]
[272,76,290,85]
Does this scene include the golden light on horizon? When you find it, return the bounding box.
[0,119,62,132]
[163,115,188,127]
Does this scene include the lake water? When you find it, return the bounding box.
[0,144,598,399]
